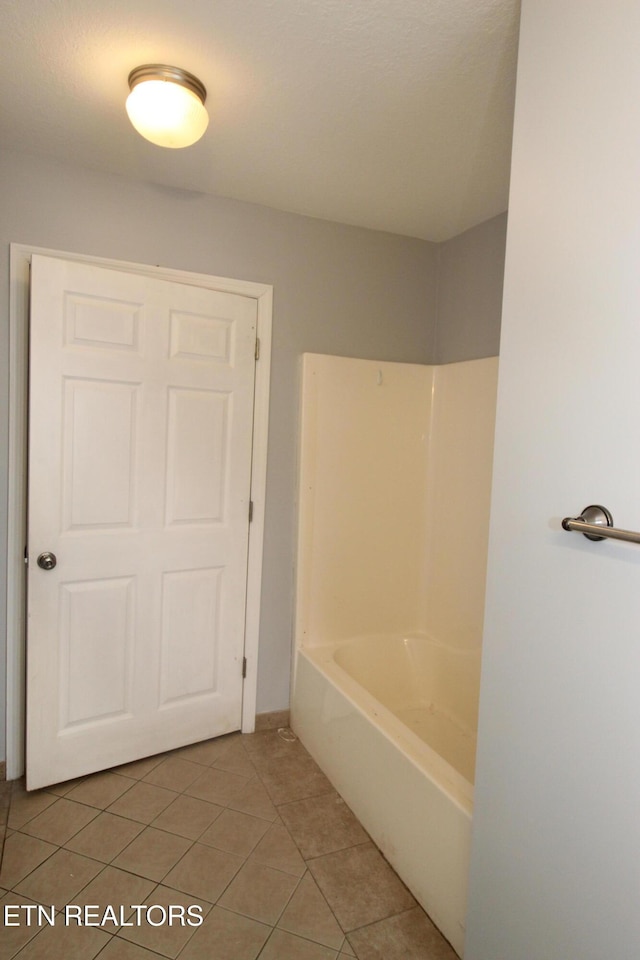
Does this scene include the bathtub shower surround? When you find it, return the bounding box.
[292,353,498,957]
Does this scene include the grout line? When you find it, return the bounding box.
[94,932,169,960]
[15,796,103,847]
[0,836,61,894]
[112,879,215,956]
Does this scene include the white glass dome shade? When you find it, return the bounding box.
[126,64,209,148]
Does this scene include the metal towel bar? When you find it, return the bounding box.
[562,504,640,544]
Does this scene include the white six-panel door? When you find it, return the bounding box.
[27,255,257,789]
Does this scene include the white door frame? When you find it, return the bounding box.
[6,243,273,781]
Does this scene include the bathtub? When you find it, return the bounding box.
[291,633,478,957]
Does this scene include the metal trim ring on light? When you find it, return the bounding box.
[127,64,207,104]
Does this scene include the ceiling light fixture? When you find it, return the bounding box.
[126,64,209,149]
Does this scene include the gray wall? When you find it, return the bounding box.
[0,148,507,764]
[0,147,441,762]
[435,212,507,363]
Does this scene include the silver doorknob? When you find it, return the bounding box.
[37,552,57,570]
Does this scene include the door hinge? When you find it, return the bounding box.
[242,657,247,679]
[255,337,261,361]
[24,546,29,566]
[249,500,254,523]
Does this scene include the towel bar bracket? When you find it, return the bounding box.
[562,504,640,545]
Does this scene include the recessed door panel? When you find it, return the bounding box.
[169,311,232,363]
[159,567,222,705]
[165,388,229,526]
[63,378,138,530]
[64,293,141,351]
[60,577,134,728]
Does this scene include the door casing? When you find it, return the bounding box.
[6,243,273,780]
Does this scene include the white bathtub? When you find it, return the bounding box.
[291,633,478,957]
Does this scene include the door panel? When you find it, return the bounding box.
[165,387,229,524]
[60,576,135,727]
[27,255,257,789]
[64,378,139,529]
[159,566,222,704]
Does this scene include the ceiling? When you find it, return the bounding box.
[0,0,520,242]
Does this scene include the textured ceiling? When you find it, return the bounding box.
[0,0,520,241]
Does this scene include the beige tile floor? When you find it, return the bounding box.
[0,730,458,960]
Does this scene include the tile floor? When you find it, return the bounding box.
[0,729,458,959]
